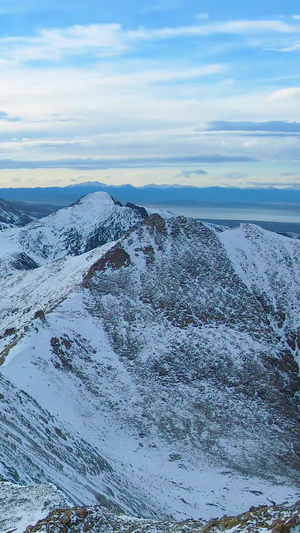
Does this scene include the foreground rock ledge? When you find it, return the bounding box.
[24,502,300,533]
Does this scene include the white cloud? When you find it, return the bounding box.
[243,139,260,148]
[128,20,296,42]
[268,87,300,101]
[2,24,127,62]
[280,43,300,52]
[0,19,297,63]
[129,63,226,83]
[293,15,300,20]
[0,19,298,184]
[3,139,91,150]
[266,41,300,52]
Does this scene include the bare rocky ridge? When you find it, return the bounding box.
[24,502,300,533]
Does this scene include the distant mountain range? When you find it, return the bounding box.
[1,182,300,207]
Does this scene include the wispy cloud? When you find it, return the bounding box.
[109,63,227,84]
[266,42,300,52]
[0,11,297,188]
[0,154,258,170]
[1,139,90,150]
[0,19,297,63]
[267,88,300,101]
[180,169,208,177]
[128,20,295,42]
[196,14,209,20]
[2,24,127,61]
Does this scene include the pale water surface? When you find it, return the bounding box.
[145,205,300,223]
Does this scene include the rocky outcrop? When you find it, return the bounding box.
[24,502,300,533]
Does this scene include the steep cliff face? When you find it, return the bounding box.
[0,196,299,527]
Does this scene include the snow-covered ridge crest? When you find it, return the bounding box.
[0,192,147,362]
[83,215,300,477]
[0,192,148,274]
[220,222,300,364]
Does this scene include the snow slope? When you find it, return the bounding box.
[3,291,299,521]
[220,223,300,364]
[0,482,67,533]
[0,242,115,356]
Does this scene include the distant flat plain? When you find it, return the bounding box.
[145,205,300,233]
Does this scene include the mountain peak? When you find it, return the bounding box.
[74,190,118,206]
[0,191,148,275]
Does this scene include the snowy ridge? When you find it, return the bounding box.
[0,192,147,274]
[0,242,115,358]
[220,223,300,363]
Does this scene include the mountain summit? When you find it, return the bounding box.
[0,192,148,273]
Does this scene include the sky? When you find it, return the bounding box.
[0,0,299,188]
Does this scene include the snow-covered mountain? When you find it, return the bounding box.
[0,192,147,274]
[0,192,299,531]
[0,197,55,230]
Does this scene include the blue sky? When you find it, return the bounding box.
[0,0,299,188]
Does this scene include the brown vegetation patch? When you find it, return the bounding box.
[144,214,167,235]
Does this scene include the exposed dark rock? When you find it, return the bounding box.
[83,244,131,286]
[34,310,46,321]
[23,502,300,533]
[11,253,39,270]
[4,328,16,336]
[126,202,148,219]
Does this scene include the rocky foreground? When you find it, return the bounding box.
[24,502,300,533]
